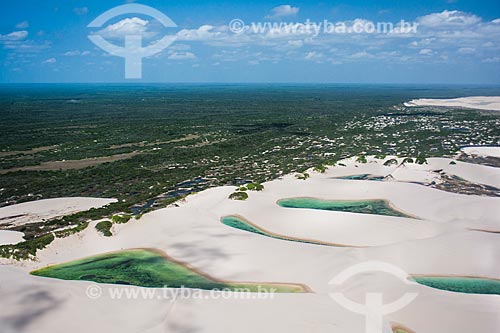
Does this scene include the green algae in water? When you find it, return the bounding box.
[412,276,500,295]
[31,249,305,292]
[277,197,411,218]
[221,216,269,238]
[221,215,346,247]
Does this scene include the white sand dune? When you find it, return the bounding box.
[404,96,500,111]
[461,146,500,158]
[0,157,499,333]
[0,230,24,246]
[0,197,117,227]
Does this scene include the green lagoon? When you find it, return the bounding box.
[31,249,305,292]
[221,215,348,247]
[277,197,411,218]
[412,276,500,295]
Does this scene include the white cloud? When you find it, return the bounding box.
[267,5,299,19]
[63,50,91,56]
[92,9,500,68]
[287,40,304,48]
[176,25,225,41]
[168,51,196,60]
[42,57,56,64]
[458,47,475,54]
[3,40,50,52]
[0,30,28,41]
[483,57,500,63]
[304,51,323,60]
[15,21,29,29]
[168,43,191,51]
[417,10,481,28]
[95,17,156,40]
[73,7,89,15]
[63,50,80,56]
[350,51,374,59]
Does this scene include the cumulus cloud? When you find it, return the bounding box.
[168,51,196,60]
[95,17,156,39]
[458,47,475,54]
[75,8,500,69]
[419,48,433,55]
[176,25,225,41]
[42,57,56,64]
[3,40,50,52]
[417,10,481,28]
[0,30,28,41]
[483,57,500,63]
[15,21,29,29]
[304,51,323,61]
[287,40,304,48]
[63,50,91,56]
[349,51,375,59]
[63,50,80,56]
[266,5,299,19]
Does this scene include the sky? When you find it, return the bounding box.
[1,0,500,83]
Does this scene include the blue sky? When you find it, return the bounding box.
[1,0,500,83]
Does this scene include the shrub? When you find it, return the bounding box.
[229,191,249,200]
[416,156,428,164]
[383,159,398,166]
[248,182,264,191]
[240,182,264,191]
[356,155,367,163]
[295,172,310,180]
[111,214,132,224]
[313,165,327,173]
[95,221,113,237]
[55,222,89,238]
[0,233,55,260]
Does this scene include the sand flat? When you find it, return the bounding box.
[404,96,500,111]
[462,146,500,158]
[0,197,117,226]
[0,230,24,245]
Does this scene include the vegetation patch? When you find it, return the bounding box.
[295,172,310,180]
[313,165,327,173]
[229,191,249,201]
[111,214,132,224]
[383,158,399,166]
[95,221,113,237]
[356,155,368,163]
[0,233,55,260]
[415,156,428,164]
